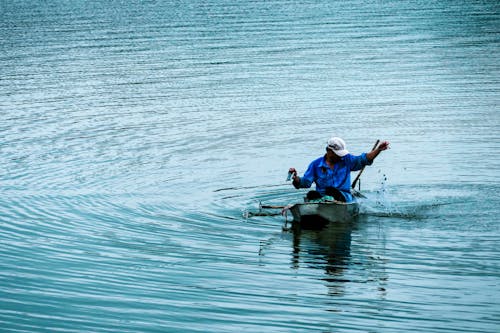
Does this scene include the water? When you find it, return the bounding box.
[1,0,499,332]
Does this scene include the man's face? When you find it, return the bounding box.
[326,148,340,161]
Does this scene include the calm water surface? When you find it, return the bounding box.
[1,1,499,332]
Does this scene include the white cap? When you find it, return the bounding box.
[327,137,349,157]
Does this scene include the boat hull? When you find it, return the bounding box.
[289,201,359,227]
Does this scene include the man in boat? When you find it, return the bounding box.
[289,137,390,202]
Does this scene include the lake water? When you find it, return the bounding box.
[1,0,499,332]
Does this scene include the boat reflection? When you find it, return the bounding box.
[290,218,355,296]
[289,216,389,298]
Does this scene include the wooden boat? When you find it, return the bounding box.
[286,200,360,228]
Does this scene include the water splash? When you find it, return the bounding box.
[359,174,471,219]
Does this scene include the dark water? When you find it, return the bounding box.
[1,1,499,332]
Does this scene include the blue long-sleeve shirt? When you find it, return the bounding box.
[297,153,372,202]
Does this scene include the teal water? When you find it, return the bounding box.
[1,1,499,332]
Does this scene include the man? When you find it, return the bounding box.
[289,137,390,202]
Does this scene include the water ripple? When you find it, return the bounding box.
[1,0,499,332]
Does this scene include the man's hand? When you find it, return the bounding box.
[288,168,300,188]
[377,141,390,151]
[367,140,390,161]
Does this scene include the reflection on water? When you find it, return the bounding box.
[292,221,353,296]
[290,221,353,297]
[289,218,389,300]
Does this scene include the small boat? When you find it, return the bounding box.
[286,200,360,228]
